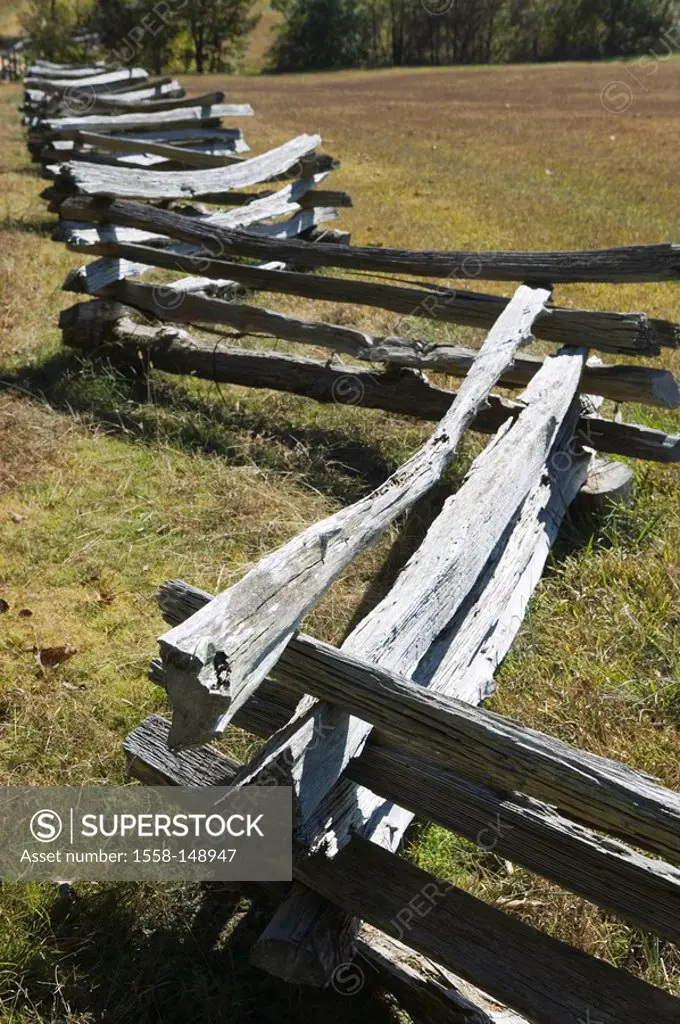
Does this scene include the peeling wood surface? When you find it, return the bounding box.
[122,715,680,1024]
[54,134,320,199]
[34,103,254,140]
[233,348,586,846]
[156,286,549,748]
[58,293,680,464]
[57,204,670,352]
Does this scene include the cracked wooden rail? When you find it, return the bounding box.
[154,285,549,747]
[58,275,680,409]
[58,214,676,352]
[150,573,680,950]
[31,102,254,143]
[58,295,680,463]
[54,193,680,284]
[225,347,589,853]
[123,715,680,1024]
[51,134,327,200]
[138,348,678,978]
[265,632,680,863]
[232,349,592,978]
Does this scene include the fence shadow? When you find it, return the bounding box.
[16,882,395,1024]
[1,351,404,505]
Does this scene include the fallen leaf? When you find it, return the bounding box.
[18,608,33,618]
[0,598,8,614]
[35,643,78,669]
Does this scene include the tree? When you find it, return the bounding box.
[184,0,260,73]
[91,0,182,74]
[268,0,370,70]
[21,0,77,60]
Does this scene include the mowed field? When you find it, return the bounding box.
[0,60,679,1022]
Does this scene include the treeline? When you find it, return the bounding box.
[21,0,678,73]
[21,0,259,73]
[268,0,678,69]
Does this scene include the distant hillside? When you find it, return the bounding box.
[0,1,25,37]
[242,0,282,72]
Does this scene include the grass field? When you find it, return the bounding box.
[0,59,679,1022]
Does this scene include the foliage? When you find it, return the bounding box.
[185,0,260,73]
[90,0,258,74]
[20,0,92,61]
[89,0,182,74]
[267,0,370,69]
[266,0,678,70]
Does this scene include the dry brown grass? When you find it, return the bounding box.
[0,60,679,1020]
[242,1,283,71]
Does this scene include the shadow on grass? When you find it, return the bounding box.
[0,216,58,235]
[1,351,399,505]
[15,882,395,1024]
[2,350,641,615]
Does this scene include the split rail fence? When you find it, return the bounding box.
[17,56,680,1024]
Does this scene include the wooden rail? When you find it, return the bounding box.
[152,579,680,946]
[124,714,680,1024]
[156,285,552,746]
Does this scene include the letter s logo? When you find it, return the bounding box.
[29,809,63,843]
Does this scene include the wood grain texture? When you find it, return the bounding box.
[269,631,680,863]
[58,293,680,464]
[246,358,589,978]
[356,926,527,1024]
[58,205,669,353]
[59,275,677,406]
[45,188,680,282]
[122,714,680,1024]
[55,135,321,199]
[34,103,253,140]
[232,349,586,841]
[148,590,680,952]
[121,712,527,1022]
[156,286,550,748]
